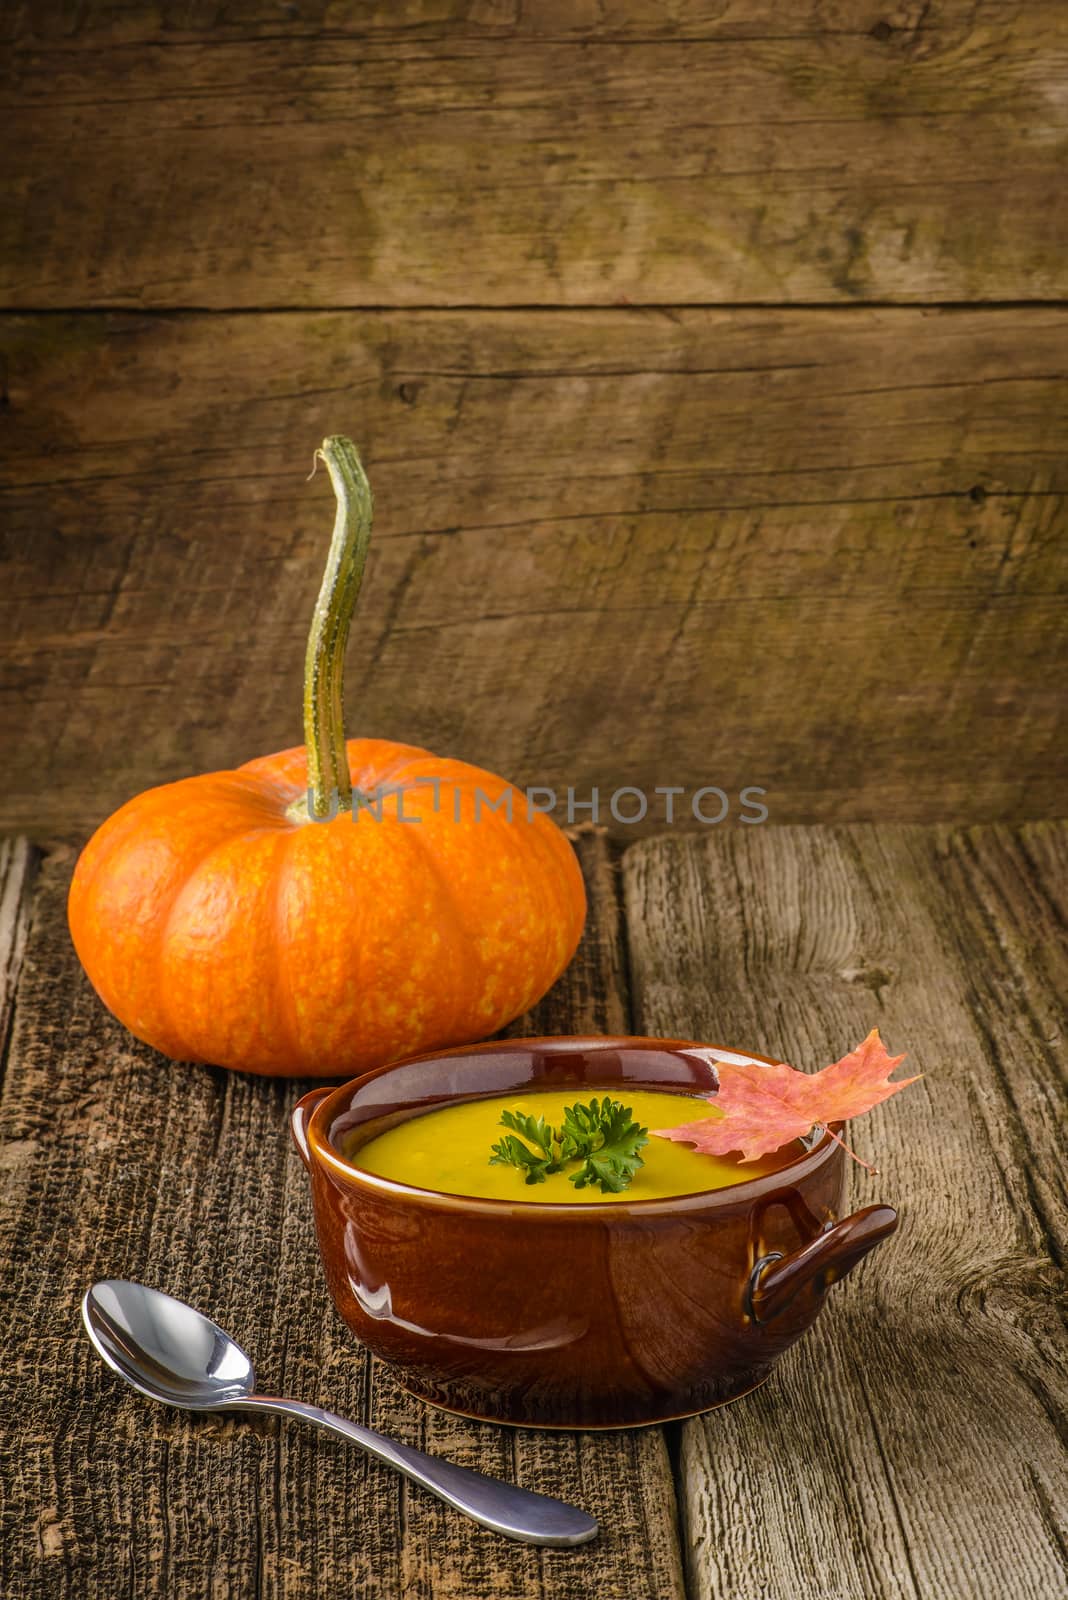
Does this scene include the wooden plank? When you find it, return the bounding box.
[3,4,1067,307]
[0,837,37,1086]
[366,831,684,1600]
[0,830,686,1600]
[621,822,1067,1600]
[2,307,1066,842]
[1,1,1024,45]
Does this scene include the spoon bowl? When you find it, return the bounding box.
[82,1280,597,1547]
[84,1280,254,1408]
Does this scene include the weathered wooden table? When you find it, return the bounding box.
[1,825,1064,1599]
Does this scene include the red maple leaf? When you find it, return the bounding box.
[652,1030,920,1171]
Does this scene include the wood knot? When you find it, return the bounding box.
[838,964,894,1004]
[869,20,894,42]
[955,1256,1062,1321]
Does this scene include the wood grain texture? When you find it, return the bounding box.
[3,3,1067,307]
[2,306,1066,841]
[0,831,686,1600]
[623,822,1067,1600]
[0,837,37,1086]
[2,0,1035,44]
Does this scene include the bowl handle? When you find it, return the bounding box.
[291,1087,334,1169]
[747,1204,898,1324]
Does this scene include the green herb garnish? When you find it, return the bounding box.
[489,1109,563,1185]
[558,1097,650,1192]
[489,1097,648,1194]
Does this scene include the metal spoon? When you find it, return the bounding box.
[82,1280,598,1548]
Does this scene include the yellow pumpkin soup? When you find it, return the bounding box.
[349,1087,796,1203]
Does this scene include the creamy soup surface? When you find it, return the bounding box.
[348,1087,795,1203]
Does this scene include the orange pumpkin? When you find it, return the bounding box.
[68,439,586,1077]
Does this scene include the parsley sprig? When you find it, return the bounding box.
[489,1110,561,1185]
[489,1096,649,1194]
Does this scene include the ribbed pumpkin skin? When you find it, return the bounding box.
[68,738,586,1077]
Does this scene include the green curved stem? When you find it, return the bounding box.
[302,436,373,818]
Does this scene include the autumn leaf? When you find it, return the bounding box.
[652,1030,920,1171]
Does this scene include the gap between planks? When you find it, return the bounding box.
[7,302,1068,315]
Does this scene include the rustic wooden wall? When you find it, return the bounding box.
[1,2,1066,841]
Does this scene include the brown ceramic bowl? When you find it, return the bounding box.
[292,1036,898,1429]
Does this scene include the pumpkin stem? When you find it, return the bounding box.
[302,436,373,819]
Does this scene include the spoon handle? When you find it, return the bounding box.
[227,1394,598,1547]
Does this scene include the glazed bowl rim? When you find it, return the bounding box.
[302,1034,841,1218]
